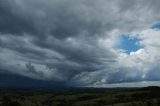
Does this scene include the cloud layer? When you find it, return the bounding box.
[0,0,160,87]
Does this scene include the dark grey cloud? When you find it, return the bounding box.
[25,63,43,77]
[0,0,117,82]
[0,1,38,35]
[0,0,160,87]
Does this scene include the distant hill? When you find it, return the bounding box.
[141,86,160,90]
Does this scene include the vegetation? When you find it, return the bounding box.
[0,86,160,106]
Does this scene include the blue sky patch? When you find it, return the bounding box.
[118,35,142,54]
[151,23,160,29]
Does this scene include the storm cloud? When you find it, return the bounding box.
[1,0,160,87]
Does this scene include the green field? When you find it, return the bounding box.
[0,86,160,106]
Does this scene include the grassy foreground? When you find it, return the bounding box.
[0,86,160,106]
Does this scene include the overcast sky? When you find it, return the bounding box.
[1,0,160,87]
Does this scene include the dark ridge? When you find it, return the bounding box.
[141,86,160,90]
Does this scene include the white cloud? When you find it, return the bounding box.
[112,28,160,85]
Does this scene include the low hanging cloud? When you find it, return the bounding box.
[0,0,160,87]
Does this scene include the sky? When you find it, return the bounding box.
[1,0,160,87]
